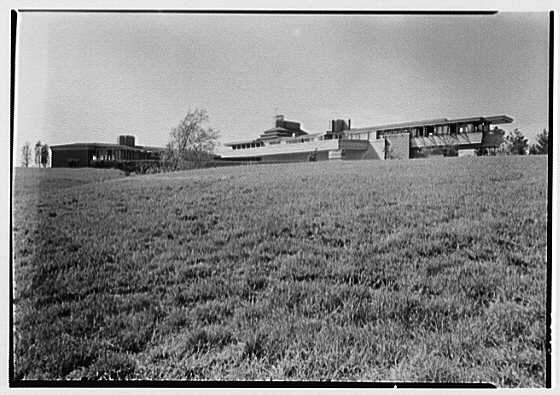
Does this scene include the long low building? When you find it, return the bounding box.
[50,135,165,167]
[217,114,513,162]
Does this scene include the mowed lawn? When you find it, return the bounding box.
[12,156,548,386]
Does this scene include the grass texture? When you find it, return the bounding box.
[12,156,548,385]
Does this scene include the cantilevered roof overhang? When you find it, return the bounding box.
[348,114,514,134]
[350,118,449,132]
[50,143,156,152]
[482,115,514,124]
[449,115,513,124]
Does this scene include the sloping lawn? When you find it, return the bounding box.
[12,156,548,386]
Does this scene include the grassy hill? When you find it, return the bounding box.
[12,157,548,385]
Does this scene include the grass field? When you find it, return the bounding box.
[12,156,548,386]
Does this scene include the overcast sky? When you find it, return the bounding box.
[15,12,549,161]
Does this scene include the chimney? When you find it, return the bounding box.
[348,119,351,130]
[331,120,335,133]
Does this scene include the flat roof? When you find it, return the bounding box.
[352,118,449,132]
[261,127,290,134]
[481,115,514,124]
[140,145,166,152]
[348,114,514,133]
[50,142,165,151]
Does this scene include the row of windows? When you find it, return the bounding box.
[286,137,315,144]
[231,137,324,149]
[378,123,490,139]
[347,123,491,140]
[231,142,265,150]
[322,134,342,140]
[91,149,153,161]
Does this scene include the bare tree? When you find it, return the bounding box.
[21,142,32,168]
[164,109,220,169]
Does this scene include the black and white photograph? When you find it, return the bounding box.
[8,2,554,388]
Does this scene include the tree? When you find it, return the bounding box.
[164,109,219,168]
[504,128,528,155]
[529,129,548,155]
[34,141,42,167]
[21,142,32,167]
[41,144,50,167]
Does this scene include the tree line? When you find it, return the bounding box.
[475,127,548,156]
[20,141,50,168]
[503,128,548,155]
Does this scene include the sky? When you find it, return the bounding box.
[15,12,549,163]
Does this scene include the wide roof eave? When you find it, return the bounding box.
[50,142,163,151]
[348,114,514,133]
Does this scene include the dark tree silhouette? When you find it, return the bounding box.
[41,144,50,167]
[529,129,548,155]
[504,129,528,155]
[34,141,42,167]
